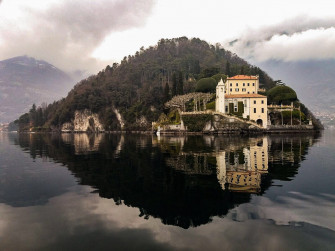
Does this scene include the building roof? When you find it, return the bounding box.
[227,75,258,80]
[225,94,266,98]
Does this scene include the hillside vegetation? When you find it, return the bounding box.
[16,37,278,131]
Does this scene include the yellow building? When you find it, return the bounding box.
[226,75,259,95]
[216,75,268,128]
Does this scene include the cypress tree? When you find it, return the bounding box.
[177,71,184,95]
[164,82,170,102]
[172,73,177,96]
[226,62,231,77]
[240,65,245,75]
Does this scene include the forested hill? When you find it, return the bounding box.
[17,37,276,131]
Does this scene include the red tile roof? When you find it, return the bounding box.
[227,75,258,80]
[225,94,266,98]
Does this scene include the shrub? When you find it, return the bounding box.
[267,86,297,105]
[195,77,217,93]
[206,101,215,110]
[211,74,227,83]
[182,114,212,132]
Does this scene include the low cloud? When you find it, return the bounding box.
[0,0,155,72]
[226,16,335,62]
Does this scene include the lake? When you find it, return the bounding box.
[0,131,335,250]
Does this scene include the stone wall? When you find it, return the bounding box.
[157,112,263,134]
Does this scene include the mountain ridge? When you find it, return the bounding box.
[0,55,74,122]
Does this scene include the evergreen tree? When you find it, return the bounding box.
[29,104,37,127]
[177,71,184,95]
[240,65,245,75]
[193,60,200,74]
[226,62,231,76]
[172,73,177,96]
[164,82,170,102]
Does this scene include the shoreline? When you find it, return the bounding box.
[10,127,321,135]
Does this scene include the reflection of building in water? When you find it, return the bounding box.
[216,137,268,193]
[166,153,214,175]
[226,171,261,193]
[160,136,269,193]
[244,137,268,173]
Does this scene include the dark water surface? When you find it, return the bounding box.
[0,131,335,250]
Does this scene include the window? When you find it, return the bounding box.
[254,108,256,113]
[252,91,255,94]
[262,108,264,113]
[236,83,238,86]
[243,83,245,86]
[225,106,228,112]
[261,100,264,104]
[247,92,250,94]
[252,83,255,86]
[230,83,232,86]
[235,88,239,92]
[234,100,238,112]
[247,83,250,86]
[221,87,223,92]
[242,88,246,92]
[230,88,232,92]
[253,100,256,104]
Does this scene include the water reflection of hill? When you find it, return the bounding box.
[14,132,320,228]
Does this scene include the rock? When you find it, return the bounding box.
[61,122,74,132]
[61,109,104,132]
[113,108,125,129]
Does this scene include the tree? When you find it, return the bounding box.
[165,93,212,112]
[177,71,183,95]
[267,85,297,105]
[164,82,170,102]
[172,73,177,96]
[211,74,227,83]
[193,60,200,74]
[226,62,231,76]
[240,65,245,75]
[200,67,220,78]
[195,78,217,93]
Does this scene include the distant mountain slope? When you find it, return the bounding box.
[0,56,74,122]
[258,59,335,113]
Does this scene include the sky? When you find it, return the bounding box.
[1,0,335,73]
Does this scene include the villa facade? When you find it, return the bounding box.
[216,75,268,128]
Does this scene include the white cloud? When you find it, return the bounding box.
[2,0,335,71]
[254,28,335,61]
[225,17,335,62]
[0,0,156,72]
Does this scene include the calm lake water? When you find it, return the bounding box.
[0,131,335,250]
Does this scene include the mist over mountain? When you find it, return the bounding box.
[257,59,335,114]
[0,56,74,122]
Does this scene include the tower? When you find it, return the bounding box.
[216,78,226,113]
